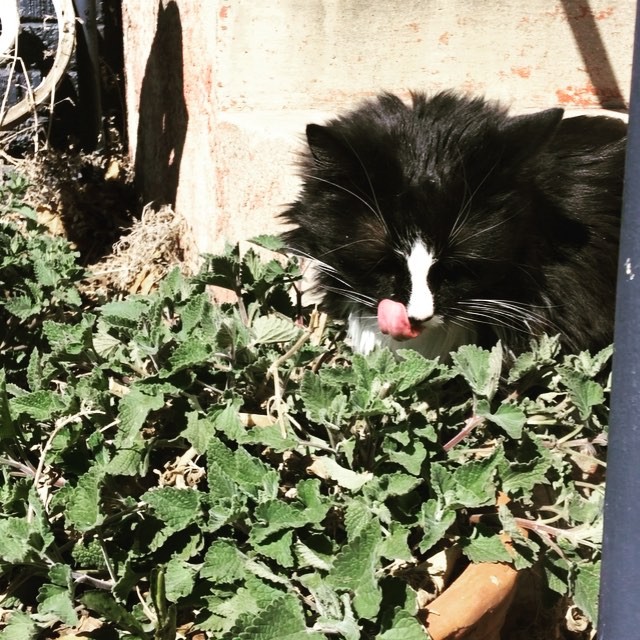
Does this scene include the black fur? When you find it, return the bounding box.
[281,91,626,355]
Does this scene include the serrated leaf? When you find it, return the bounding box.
[116,386,165,449]
[165,339,212,373]
[460,529,513,564]
[452,342,502,399]
[300,371,349,425]
[450,456,498,508]
[64,469,104,532]
[344,499,373,541]
[1,610,38,639]
[387,441,427,475]
[378,609,426,639]
[395,349,439,392]
[207,436,277,500]
[178,292,211,336]
[258,529,295,567]
[99,298,150,328]
[235,594,324,640]
[0,517,31,562]
[561,371,605,419]
[201,539,247,583]
[419,499,456,553]
[252,315,301,345]
[141,486,202,530]
[198,252,239,289]
[181,411,216,453]
[249,234,287,252]
[476,400,526,439]
[327,523,382,619]
[81,591,149,637]
[379,523,413,562]
[10,390,70,421]
[37,583,77,626]
[0,369,15,438]
[26,347,42,391]
[573,561,600,624]
[294,539,333,571]
[3,293,40,319]
[164,558,197,602]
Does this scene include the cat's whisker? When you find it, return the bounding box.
[334,134,392,237]
[302,173,390,235]
[449,158,501,243]
[322,285,377,308]
[457,298,563,336]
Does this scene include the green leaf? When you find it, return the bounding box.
[299,371,349,426]
[116,386,165,449]
[235,593,325,639]
[181,411,216,453]
[207,436,278,500]
[99,298,150,328]
[141,486,202,530]
[327,522,382,619]
[561,371,605,419]
[395,349,439,392]
[451,342,502,399]
[450,456,498,508]
[460,529,513,564]
[81,591,150,637]
[1,611,38,639]
[37,582,77,626]
[0,517,30,562]
[378,609,426,639]
[257,529,295,567]
[0,369,15,438]
[10,390,70,421]
[476,400,526,439]
[64,469,104,532]
[419,499,456,553]
[252,314,301,344]
[573,561,600,624]
[201,539,247,583]
[344,499,374,541]
[166,340,212,373]
[164,558,198,602]
[249,234,287,252]
[387,441,427,475]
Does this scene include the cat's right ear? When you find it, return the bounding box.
[306,124,349,168]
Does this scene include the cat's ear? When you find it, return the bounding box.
[500,108,564,159]
[305,124,350,167]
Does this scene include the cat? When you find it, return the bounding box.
[280,91,626,360]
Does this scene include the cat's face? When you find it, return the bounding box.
[282,92,564,348]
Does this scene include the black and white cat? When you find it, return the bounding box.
[281,91,626,359]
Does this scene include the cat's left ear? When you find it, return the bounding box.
[305,124,351,168]
[500,108,564,159]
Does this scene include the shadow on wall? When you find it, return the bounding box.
[135,0,188,207]
[560,0,628,110]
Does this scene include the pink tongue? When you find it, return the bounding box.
[377,299,422,340]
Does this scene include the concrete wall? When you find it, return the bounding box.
[122,0,635,257]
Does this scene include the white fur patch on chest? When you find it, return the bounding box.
[405,241,435,321]
[348,311,475,361]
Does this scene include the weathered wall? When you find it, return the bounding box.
[122,0,635,257]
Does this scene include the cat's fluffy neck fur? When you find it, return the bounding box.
[347,309,476,360]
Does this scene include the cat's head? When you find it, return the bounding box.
[281,91,564,344]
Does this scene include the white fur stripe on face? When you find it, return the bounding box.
[406,240,435,321]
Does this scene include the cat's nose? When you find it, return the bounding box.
[408,311,434,326]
